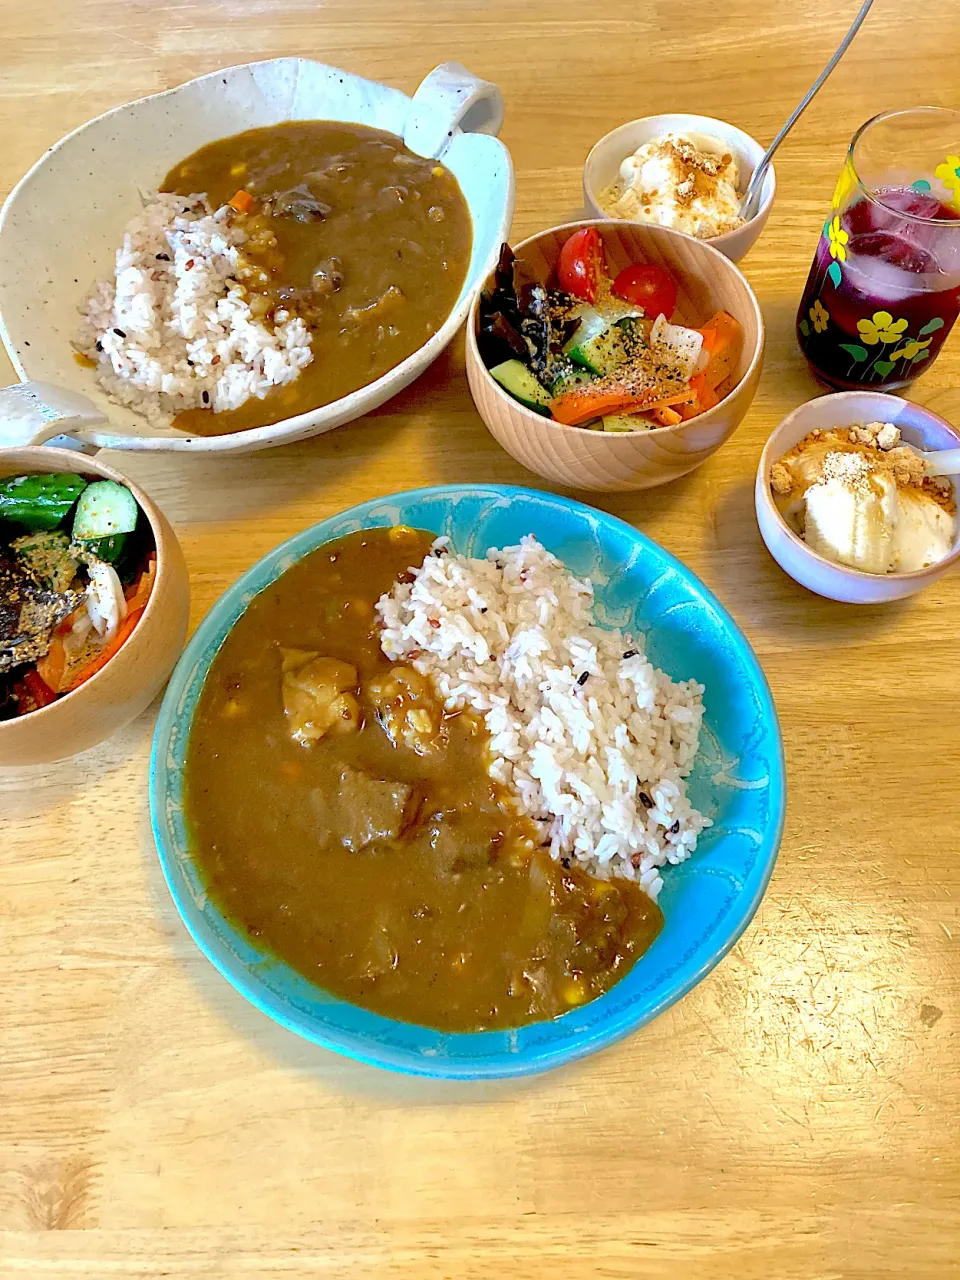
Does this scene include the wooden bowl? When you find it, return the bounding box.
[465,220,765,492]
[0,447,189,765]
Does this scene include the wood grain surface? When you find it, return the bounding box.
[1,1,958,1276]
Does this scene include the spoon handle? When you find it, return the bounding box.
[917,447,960,478]
[741,0,876,218]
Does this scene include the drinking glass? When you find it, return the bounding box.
[797,107,960,390]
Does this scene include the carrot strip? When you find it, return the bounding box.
[649,405,683,427]
[35,635,67,693]
[552,386,688,428]
[228,189,256,214]
[65,608,145,692]
[13,670,57,714]
[125,554,157,613]
[695,310,742,392]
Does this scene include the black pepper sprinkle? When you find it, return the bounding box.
[480,607,488,613]
[201,390,210,405]
[577,671,589,687]
[95,340,103,352]
[639,791,653,808]
[668,820,680,835]
[623,649,638,660]
[113,328,126,338]
[156,253,170,261]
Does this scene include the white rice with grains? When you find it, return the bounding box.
[377,534,710,901]
[76,191,313,428]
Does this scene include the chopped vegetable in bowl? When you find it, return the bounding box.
[0,472,156,717]
[477,232,743,432]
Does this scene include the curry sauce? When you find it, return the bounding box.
[162,122,472,435]
[184,529,662,1032]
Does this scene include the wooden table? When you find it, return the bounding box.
[2,1,958,1275]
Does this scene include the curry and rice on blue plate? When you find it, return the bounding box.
[182,526,709,1032]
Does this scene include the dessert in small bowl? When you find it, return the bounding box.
[465,220,764,492]
[756,392,960,603]
[583,114,775,263]
[0,446,189,764]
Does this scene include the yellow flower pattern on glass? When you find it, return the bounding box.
[856,311,908,345]
[826,215,849,261]
[809,300,830,333]
[934,154,960,209]
[831,160,857,211]
[890,337,932,361]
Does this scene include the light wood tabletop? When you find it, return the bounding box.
[2,1,959,1276]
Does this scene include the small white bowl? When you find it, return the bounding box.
[755,392,960,603]
[583,113,775,263]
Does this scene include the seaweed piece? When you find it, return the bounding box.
[11,531,78,593]
[477,309,529,367]
[0,668,19,721]
[478,245,530,367]
[515,260,550,379]
[0,550,82,673]
[479,242,589,387]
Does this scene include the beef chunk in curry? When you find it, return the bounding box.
[314,765,413,853]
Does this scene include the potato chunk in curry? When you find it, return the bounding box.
[366,664,443,755]
[280,648,360,745]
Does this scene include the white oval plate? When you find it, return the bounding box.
[0,58,514,453]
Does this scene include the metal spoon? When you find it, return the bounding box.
[739,0,877,222]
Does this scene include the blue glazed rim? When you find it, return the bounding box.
[150,484,786,1079]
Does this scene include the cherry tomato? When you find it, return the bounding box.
[611,263,678,318]
[557,228,605,302]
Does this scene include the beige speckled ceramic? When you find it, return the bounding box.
[0,447,189,764]
[465,220,764,492]
[0,59,513,454]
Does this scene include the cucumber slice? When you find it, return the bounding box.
[72,481,139,541]
[79,533,129,564]
[566,317,639,376]
[0,473,88,531]
[489,360,552,415]
[602,414,652,433]
[549,366,596,398]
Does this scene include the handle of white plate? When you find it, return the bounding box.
[0,381,105,452]
[404,62,505,160]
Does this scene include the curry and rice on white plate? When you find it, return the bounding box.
[0,58,513,452]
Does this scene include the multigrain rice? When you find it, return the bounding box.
[77,192,313,427]
[378,534,710,900]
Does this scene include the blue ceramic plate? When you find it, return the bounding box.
[150,485,785,1078]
